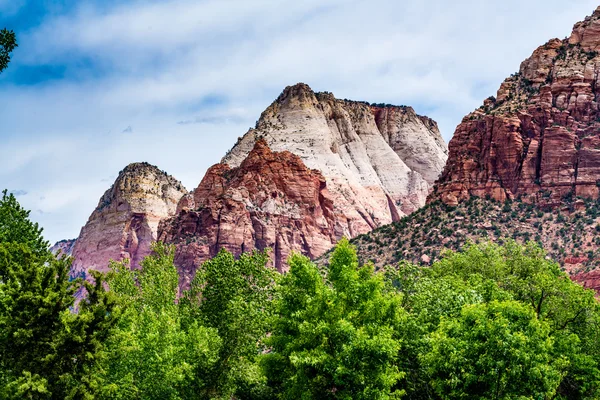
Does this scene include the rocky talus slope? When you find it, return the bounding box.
[349,197,600,293]
[223,83,447,237]
[158,139,339,285]
[69,163,187,278]
[431,6,600,208]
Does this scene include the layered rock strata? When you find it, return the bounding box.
[223,83,447,237]
[70,162,187,278]
[158,139,338,285]
[431,6,600,207]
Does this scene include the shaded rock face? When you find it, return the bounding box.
[223,83,447,238]
[70,163,187,278]
[431,7,600,207]
[158,139,338,286]
[50,239,77,257]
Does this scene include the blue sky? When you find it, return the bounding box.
[1,0,599,244]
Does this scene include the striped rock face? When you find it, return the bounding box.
[223,83,447,238]
[158,139,339,286]
[67,83,446,285]
[431,7,600,208]
[70,162,187,278]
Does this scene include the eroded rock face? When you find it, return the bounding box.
[223,83,448,238]
[431,6,600,207]
[50,239,77,257]
[158,139,338,286]
[70,162,187,278]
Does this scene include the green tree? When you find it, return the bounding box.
[424,300,567,400]
[0,190,48,256]
[182,248,277,399]
[0,191,118,399]
[430,241,600,399]
[99,243,221,399]
[263,238,405,399]
[0,28,17,73]
[100,244,276,399]
[386,262,510,399]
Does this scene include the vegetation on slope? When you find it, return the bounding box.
[352,196,600,276]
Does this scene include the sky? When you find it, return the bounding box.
[1,0,599,244]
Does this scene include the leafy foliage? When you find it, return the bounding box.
[0,28,17,73]
[0,190,48,256]
[263,238,406,399]
[183,248,277,399]
[425,300,566,399]
[2,188,600,399]
[99,244,276,399]
[0,191,118,399]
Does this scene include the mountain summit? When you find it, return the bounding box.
[70,162,187,278]
[431,6,600,207]
[224,83,447,231]
[64,84,446,282]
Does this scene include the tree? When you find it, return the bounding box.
[0,190,48,256]
[424,300,567,399]
[0,28,17,73]
[100,244,275,399]
[0,191,118,399]
[182,248,277,399]
[430,241,600,399]
[98,243,221,399]
[263,238,406,399]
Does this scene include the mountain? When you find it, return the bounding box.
[158,139,338,285]
[157,84,447,281]
[64,84,445,280]
[354,7,600,294]
[223,83,447,234]
[431,6,600,207]
[50,238,77,256]
[69,162,187,278]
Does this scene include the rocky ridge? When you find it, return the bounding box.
[224,83,448,237]
[158,139,339,286]
[63,85,446,281]
[431,6,600,207]
[69,162,187,278]
[352,7,600,295]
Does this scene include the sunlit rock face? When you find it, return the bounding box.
[70,162,187,278]
[431,7,600,208]
[223,83,447,237]
[158,139,339,285]
[69,83,446,286]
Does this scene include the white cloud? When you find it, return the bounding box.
[1,0,599,243]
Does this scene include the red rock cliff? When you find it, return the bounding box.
[431,6,600,207]
[158,139,338,286]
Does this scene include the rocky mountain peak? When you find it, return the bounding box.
[223,83,447,238]
[159,139,338,284]
[569,6,600,51]
[67,84,446,282]
[430,6,600,207]
[69,162,187,278]
[274,82,318,107]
